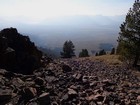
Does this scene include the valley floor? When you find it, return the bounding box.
[0,55,140,105]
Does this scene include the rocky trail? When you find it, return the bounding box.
[0,58,140,105]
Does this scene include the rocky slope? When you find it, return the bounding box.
[0,58,140,105]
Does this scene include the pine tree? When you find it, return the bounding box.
[110,48,115,55]
[79,49,89,57]
[61,40,75,58]
[95,52,98,56]
[98,49,106,56]
[117,0,140,67]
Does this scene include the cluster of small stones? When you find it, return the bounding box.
[0,58,140,105]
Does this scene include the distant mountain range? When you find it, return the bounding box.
[0,15,125,56]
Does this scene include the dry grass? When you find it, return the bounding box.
[89,54,122,66]
[77,55,140,78]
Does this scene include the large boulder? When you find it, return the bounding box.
[0,36,16,70]
[0,36,8,52]
[0,28,42,74]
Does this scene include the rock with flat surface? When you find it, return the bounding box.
[68,88,78,99]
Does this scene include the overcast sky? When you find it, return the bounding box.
[0,0,134,24]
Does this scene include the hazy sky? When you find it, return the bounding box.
[0,0,134,24]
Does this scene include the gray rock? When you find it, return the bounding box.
[68,88,78,100]
[86,95,95,101]
[12,78,25,88]
[137,95,140,101]
[94,94,104,102]
[82,76,89,83]
[73,73,83,81]
[61,93,69,102]
[90,81,98,87]
[102,79,115,86]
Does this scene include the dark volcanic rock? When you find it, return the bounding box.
[0,54,140,104]
[62,64,72,73]
[38,92,51,105]
[0,36,16,71]
[35,77,45,86]
[18,87,37,104]
[0,36,8,52]
[0,88,12,105]
[0,28,42,74]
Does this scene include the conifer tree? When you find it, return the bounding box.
[95,52,98,56]
[98,49,106,56]
[110,48,115,55]
[61,40,75,58]
[79,49,89,57]
[117,0,140,66]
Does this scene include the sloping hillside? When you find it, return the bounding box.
[0,55,140,105]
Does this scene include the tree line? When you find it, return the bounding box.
[60,40,115,58]
[61,0,140,68]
